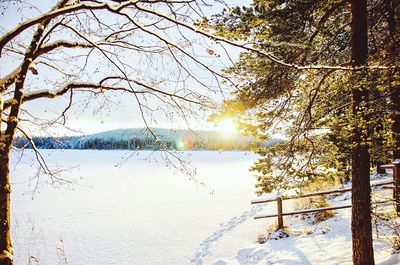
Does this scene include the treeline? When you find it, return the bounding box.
[13,134,279,151]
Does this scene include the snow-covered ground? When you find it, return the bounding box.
[10,150,400,264]
[248,191,400,265]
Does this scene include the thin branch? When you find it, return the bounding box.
[134,3,397,71]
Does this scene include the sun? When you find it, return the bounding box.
[215,118,237,136]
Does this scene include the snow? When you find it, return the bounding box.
[10,150,400,265]
[244,211,395,265]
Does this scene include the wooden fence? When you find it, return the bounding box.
[251,160,400,229]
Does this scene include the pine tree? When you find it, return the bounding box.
[208,1,399,263]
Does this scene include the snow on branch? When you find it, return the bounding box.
[0,41,95,93]
[133,3,399,71]
[2,0,396,72]
[2,75,210,110]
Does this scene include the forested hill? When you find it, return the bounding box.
[13,128,281,151]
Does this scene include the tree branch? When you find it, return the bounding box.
[134,3,398,71]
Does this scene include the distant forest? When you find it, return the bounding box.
[13,128,281,151]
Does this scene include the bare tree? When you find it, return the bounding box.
[0,1,240,264]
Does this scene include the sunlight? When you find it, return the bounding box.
[215,118,237,136]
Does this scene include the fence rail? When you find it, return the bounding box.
[254,200,394,220]
[252,160,400,229]
[251,180,393,205]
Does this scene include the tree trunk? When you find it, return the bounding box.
[1,66,13,265]
[0,86,12,265]
[0,10,47,265]
[391,88,400,159]
[0,3,69,263]
[387,0,400,160]
[0,137,12,265]
[350,0,375,264]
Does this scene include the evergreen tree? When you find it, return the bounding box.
[208,1,399,263]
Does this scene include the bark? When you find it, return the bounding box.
[389,67,400,155]
[350,0,375,264]
[0,147,12,265]
[0,90,12,265]
[387,0,400,159]
[391,88,400,159]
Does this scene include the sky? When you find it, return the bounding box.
[0,0,253,136]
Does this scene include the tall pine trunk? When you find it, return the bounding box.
[350,0,375,264]
[391,89,400,159]
[390,86,400,159]
[387,0,400,160]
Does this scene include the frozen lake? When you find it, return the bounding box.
[10,150,271,265]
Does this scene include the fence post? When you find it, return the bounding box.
[277,196,284,229]
[393,159,400,216]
